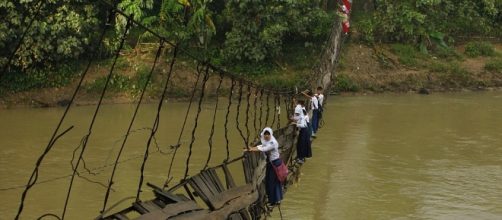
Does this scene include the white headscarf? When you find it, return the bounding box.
[260,127,277,146]
[258,127,280,161]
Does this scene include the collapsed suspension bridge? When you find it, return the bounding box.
[2,1,348,219]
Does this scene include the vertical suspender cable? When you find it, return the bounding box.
[183,65,210,180]
[61,17,133,220]
[223,79,236,162]
[101,39,164,211]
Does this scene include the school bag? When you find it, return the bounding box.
[271,159,288,184]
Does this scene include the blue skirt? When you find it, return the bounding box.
[297,127,312,159]
[266,159,283,204]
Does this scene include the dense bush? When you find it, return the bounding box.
[464,41,497,57]
[0,64,80,93]
[220,1,334,63]
[334,74,359,92]
[0,1,101,71]
[485,58,502,74]
[390,44,426,67]
[354,0,501,46]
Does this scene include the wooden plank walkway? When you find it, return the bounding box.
[101,125,298,220]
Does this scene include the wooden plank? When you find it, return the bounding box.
[188,177,213,208]
[251,156,267,188]
[242,157,253,184]
[169,210,210,220]
[161,201,200,217]
[222,164,236,189]
[132,200,161,214]
[199,172,218,196]
[206,188,259,219]
[238,208,251,220]
[209,184,254,210]
[112,213,129,220]
[183,184,196,201]
[147,182,188,203]
[228,213,243,220]
[207,168,224,192]
[134,201,201,220]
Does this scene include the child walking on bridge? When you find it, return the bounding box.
[246,127,284,205]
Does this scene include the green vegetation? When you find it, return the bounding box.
[485,58,502,74]
[2,0,502,97]
[464,41,497,57]
[85,66,152,95]
[0,1,100,70]
[353,1,501,50]
[433,46,462,61]
[334,74,359,92]
[1,0,335,94]
[0,64,80,95]
[390,44,425,67]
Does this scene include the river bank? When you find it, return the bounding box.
[1,41,501,109]
[334,41,502,94]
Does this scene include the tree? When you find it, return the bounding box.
[362,0,502,45]
[221,0,332,63]
[0,0,100,71]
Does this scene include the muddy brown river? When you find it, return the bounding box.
[1,92,502,219]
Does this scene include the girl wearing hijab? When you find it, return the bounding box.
[246,127,283,205]
[291,100,311,164]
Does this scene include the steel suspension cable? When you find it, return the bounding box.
[276,94,281,130]
[164,60,203,188]
[138,44,180,195]
[223,79,236,162]
[101,39,164,212]
[14,10,111,220]
[252,88,259,139]
[183,65,210,179]
[204,72,224,170]
[258,89,264,131]
[244,84,252,146]
[265,92,271,127]
[61,17,133,220]
[271,94,277,129]
[234,81,248,149]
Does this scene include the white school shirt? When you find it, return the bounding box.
[302,107,310,123]
[257,139,280,161]
[311,96,319,110]
[297,112,308,128]
[317,94,324,107]
[293,104,307,128]
[294,104,303,116]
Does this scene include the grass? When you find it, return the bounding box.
[334,74,359,92]
[432,46,463,61]
[431,62,473,87]
[464,41,496,57]
[485,58,502,74]
[85,65,154,95]
[257,70,306,90]
[390,44,426,67]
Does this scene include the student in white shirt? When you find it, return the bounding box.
[316,86,325,123]
[316,86,324,109]
[302,90,319,137]
[291,100,312,164]
[247,127,283,205]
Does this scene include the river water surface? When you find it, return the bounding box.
[1,92,502,219]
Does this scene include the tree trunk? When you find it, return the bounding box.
[314,17,345,92]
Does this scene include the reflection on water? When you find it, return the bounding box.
[1,92,502,219]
